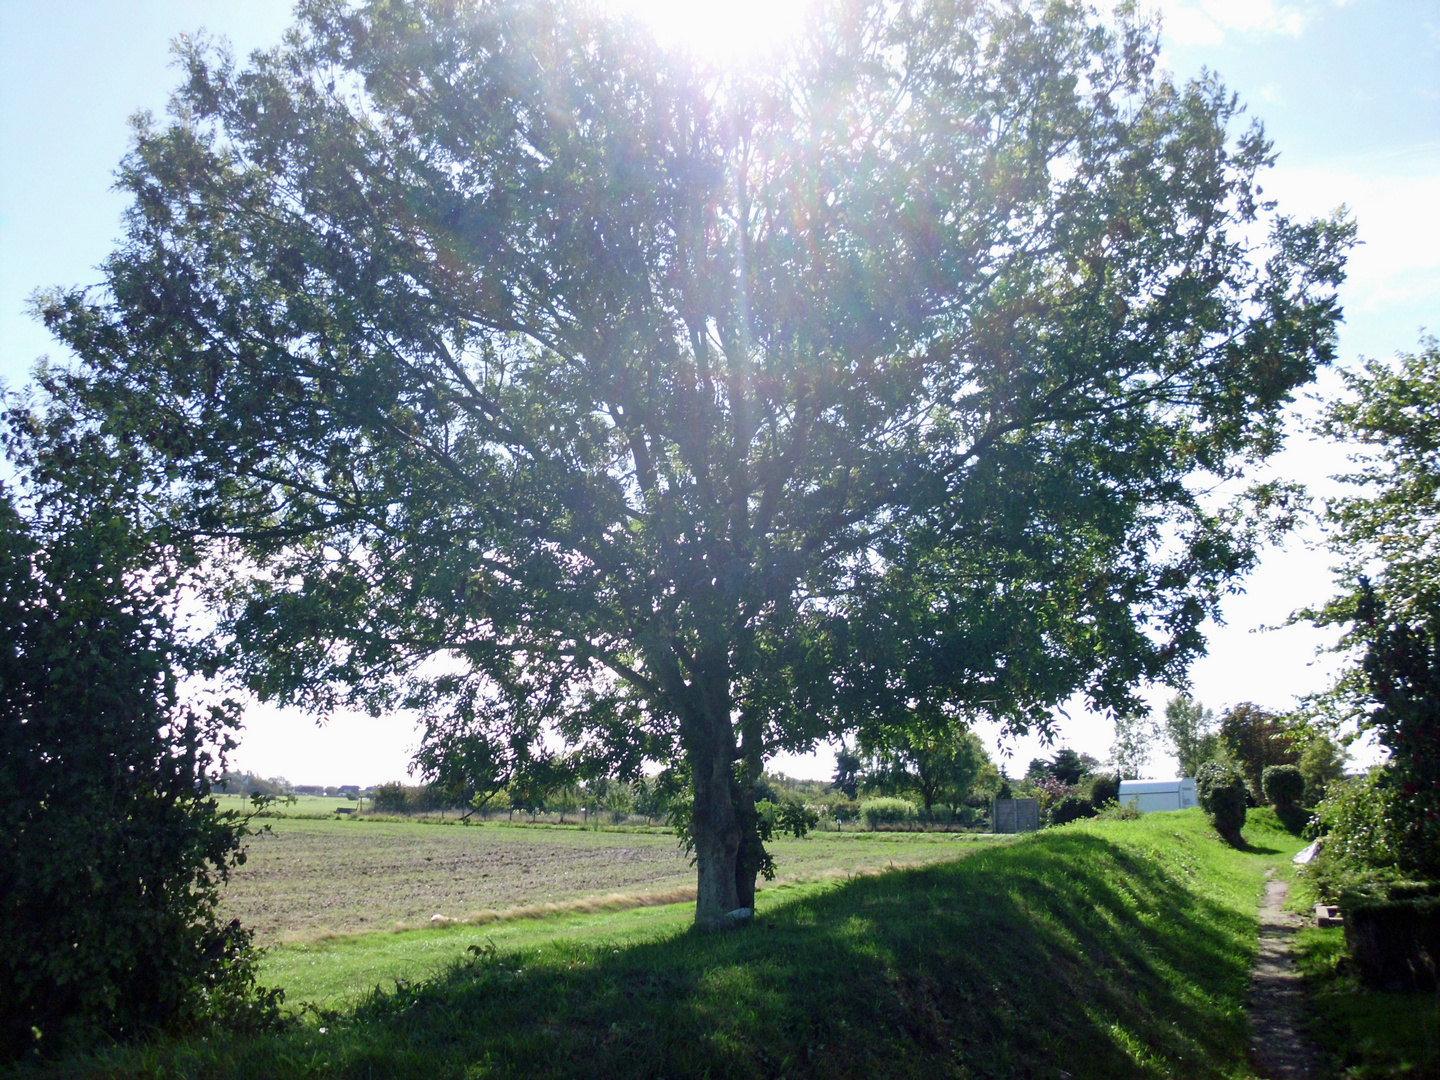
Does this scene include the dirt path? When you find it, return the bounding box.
[1249,874,1321,1079]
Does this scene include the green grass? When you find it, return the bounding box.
[216,794,367,818]
[262,878,842,1010]
[27,809,1302,1079]
[1293,924,1440,1078]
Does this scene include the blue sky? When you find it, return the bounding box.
[1,0,1435,784]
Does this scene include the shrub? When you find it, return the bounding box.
[1088,772,1120,809]
[1196,762,1248,846]
[777,801,820,839]
[0,493,281,1062]
[1262,764,1307,832]
[372,781,410,814]
[1093,799,1142,821]
[860,797,919,829]
[1049,794,1097,826]
[1305,771,1407,903]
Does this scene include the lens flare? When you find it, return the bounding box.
[607,0,809,63]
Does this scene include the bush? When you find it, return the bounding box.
[1262,764,1307,832]
[1305,771,1407,903]
[1088,772,1120,809]
[1196,762,1248,847]
[369,782,457,815]
[860,797,919,829]
[0,493,281,1062]
[825,798,861,826]
[1093,799,1142,821]
[372,781,410,814]
[1049,794,1097,826]
[777,801,820,839]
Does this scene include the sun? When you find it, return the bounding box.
[607,0,810,63]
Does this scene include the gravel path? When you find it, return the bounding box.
[1250,875,1321,1079]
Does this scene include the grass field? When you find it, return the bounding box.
[37,808,1307,1079]
[220,814,1005,943]
[215,794,369,817]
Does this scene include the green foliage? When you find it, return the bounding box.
[33,0,1351,922]
[859,798,919,829]
[1261,764,1305,809]
[1049,794,1097,826]
[214,772,294,797]
[1088,772,1121,809]
[369,782,459,815]
[0,487,281,1061]
[1351,586,1440,880]
[1303,339,1440,885]
[371,782,409,814]
[1262,764,1308,833]
[1316,338,1440,621]
[830,750,862,800]
[1195,762,1248,847]
[1045,748,1092,786]
[1093,799,1143,821]
[854,725,993,815]
[1305,771,1410,902]
[1296,733,1348,807]
[1162,695,1220,777]
[776,801,820,840]
[1218,703,1300,801]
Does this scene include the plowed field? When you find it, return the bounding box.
[220,816,998,941]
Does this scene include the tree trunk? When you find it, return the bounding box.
[691,742,742,925]
[688,688,754,927]
[733,771,763,911]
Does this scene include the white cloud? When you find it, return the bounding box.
[1154,0,1314,45]
[1263,152,1440,318]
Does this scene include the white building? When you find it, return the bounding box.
[1117,778,1199,814]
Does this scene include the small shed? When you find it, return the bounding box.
[1117,778,1198,813]
[993,798,1040,833]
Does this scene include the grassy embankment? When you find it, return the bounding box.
[31,809,1301,1079]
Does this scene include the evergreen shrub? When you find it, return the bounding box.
[1088,772,1120,808]
[1050,794,1097,825]
[1195,762,1248,847]
[1262,764,1307,832]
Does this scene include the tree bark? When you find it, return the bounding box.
[690,740,742,925]
[733,771,763,911]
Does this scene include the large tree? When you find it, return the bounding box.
[34,0,1349,924]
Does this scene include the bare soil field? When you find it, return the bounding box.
[220,816,998,941]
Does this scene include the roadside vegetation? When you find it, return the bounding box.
[19,810,1303,1079]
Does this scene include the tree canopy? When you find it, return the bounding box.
[1162,693,1217,778]
[1307,338,1440,879]
[34,0,1350,922]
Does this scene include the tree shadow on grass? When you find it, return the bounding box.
[279,827,1260,1080]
